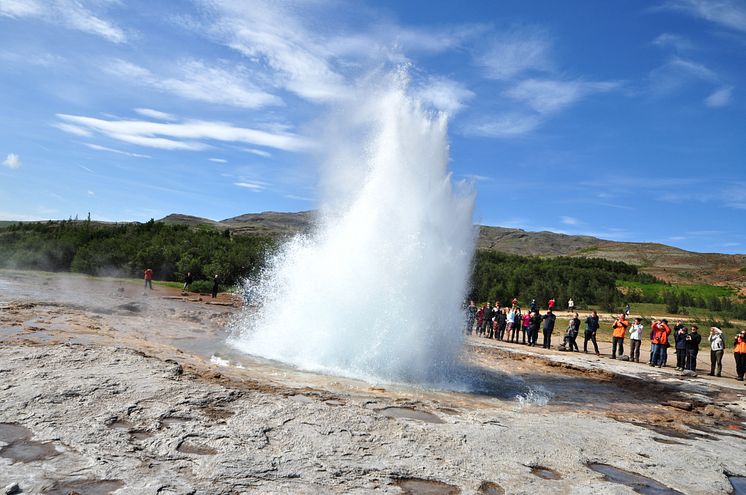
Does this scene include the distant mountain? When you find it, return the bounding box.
[158,211,745,287]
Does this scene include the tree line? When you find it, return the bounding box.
[0,220,274,286]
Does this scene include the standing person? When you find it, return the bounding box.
[563,313,581,351]
[530,299,537,313]
[735,330,746,381]
[497,308,507,341]
[629,318,644,363]
[211,274,220,299]
[476,305,485,336]
[548,298,555,311]
[482,302,493,337]
[541,310,556,349]
[143,268,154,290]
[529,311,542,347]
[514,307,523,343]
[651,319,671,368]
[625,303,631,316]
[708,327,724,377]
[584,311,600,355]
[521,311,531,345]
[611,314,629,359]
[674,325,689,370]
[568,298,575,311]
[183,271,193,292]
[466,300,477,335]
[505,307,515,341]
[685,325,701,372]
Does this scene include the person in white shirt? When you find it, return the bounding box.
[708,327,724,377]
[629,318,644,363]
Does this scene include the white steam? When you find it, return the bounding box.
[229,75,476,387]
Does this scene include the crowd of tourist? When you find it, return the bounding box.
[463,298,746,381]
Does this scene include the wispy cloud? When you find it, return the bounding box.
[106,59,282,109]
[462,113,542,138]
[663,0,746,32]
[84,143,151,159]
[234,181,265,191]
[417,76,475,114]
[561,216,579,226]
[476,30,552,80]
[0,0,127,43]
[56,113,311,152]
[241,148,272,158]
[134,108,177,121]
[208,158,227,163]
[704,85,733,107]
[2,153,21,169]
[504,79,619,114]
[52,122,92,137]
[652,33,695,51]
[648,56,723,97]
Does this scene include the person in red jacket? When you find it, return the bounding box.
[650,319,671,367]
[611,314,629,359]
[143,268,153,290]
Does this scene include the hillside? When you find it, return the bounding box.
[156,211,746,287]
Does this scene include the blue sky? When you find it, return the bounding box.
[0,0,744,254]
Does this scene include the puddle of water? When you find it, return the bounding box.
[108,420,133,430]
[161,417,191,427]
[530,466,561,480]
[477,481,504,495]
[729,476,746,495]
[0,439,60,463]
[177,441,218,455]
[588,463,684,495]
[44,479,124,495]
[380,407,444,424]
[0,423,31,443]
[393,478,460,495]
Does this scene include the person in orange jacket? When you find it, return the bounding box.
[734,329,746,381]
[611,313,629,359]
[650,319,672,367]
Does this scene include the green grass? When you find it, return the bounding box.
[617,281,733,300]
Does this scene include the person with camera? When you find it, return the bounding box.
[734,329,746,382]
[611,313,629,359]
[684,325,701,372]
[708,327,724,377]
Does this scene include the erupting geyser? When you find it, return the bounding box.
[230,76,476,387]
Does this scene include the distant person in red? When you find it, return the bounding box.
[143,268,153,290]
[548,298,555,311]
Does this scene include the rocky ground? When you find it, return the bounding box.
[1,270,745,494]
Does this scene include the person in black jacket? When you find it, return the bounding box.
[496,308,507,341]
[541,310,556,349]
[583,311,600,355]
[685,325,702,371]
[674,325,688,370]
[529,311,542,347]
[211,274,220,299]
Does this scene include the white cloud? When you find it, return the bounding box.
[208,158,227,163]
[2,153,21,169]
[134,108,177,121]
[87,190,95,196]
[561,216,579,226]
[505,79,619,114]
[652,33,694,51]
[56,113,311,152]
[704,86,733,107]
[462,113,542,138]
[234,181,265,191]
[477,31,552,80]
[241,148,272,158]
[0,0,126,43]
[417,77,475,114]
[664,0,746,32]
[106,59,282,109]
[84,143,151,158]
[52,122,92,137]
